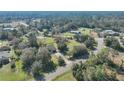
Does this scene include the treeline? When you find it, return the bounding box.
[1,12,124,41]
[29,13,124,33]
[1,12,124,32]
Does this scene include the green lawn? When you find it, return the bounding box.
[63,32,75,38]
[79,27,92,35]
[20,36,28,43]
[51,54,59,65]
[0,40,8,46]
[53,70,76,81]
[0,61,34,81]
[67,40,81,50]
[38,37,55,45]
[44,37,55,45]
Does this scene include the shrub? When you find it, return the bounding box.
[104,37,121,50]
[84,37,97,50]
[58,56,66,66]
[72,49,118,81]
[71,45,89,59]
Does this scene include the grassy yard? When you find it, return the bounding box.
[20,36,28,43]
[67,40,81,50]
[79,27,91,35]
[79,27,98,37]
[38,37,58,49]
[44,37,55,45]
[53,70,76,81]
[51,54,59,65]
[63,32,75,38]
[0,61,34,81]
[38,37,55,45]
[0,40,8,46]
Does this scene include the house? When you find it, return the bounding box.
[100,30,120,37]
[3,27,15,31]
[70,31,81,34]
[0,51,10,59]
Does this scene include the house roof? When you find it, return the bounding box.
[0,51,10,59]
[103,30,119,34]
[70,31,80,33]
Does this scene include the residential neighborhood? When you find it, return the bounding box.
[0,11,124,81]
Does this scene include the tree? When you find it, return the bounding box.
[31,61,44,80]
[0,30,8,40]
[20,48,36,73]
[57,42,68,53]
[36,47,56,72]
[74,34,89,43]
[56,37,68,53]
[43,29,49,36]
[11,37,20,49]
[28,32,38,47]
[58,56,66,66]
[72,49,118,81]
[10,61,16,72]
[11,62,16,69]
[84,37,97,50]
[71,45,89,59]
[104,37,121,50]
[121,38,124,45]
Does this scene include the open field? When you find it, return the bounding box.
[63,32,75,38]
[0,40,8,46]
[0,61,34,81]
[67,40,81,50]
[79,27,91,35]
[79,27,98,37]
[53,70,76,81]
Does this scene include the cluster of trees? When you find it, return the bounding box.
[55,37,68,53]
[1,12,124,42]
[120,36,124,45]
[28,13,124,34]
[104,37,121,50]
[72,49,122,81]
[74,34,97,50]
[9,32,58,79]
[0,26,30,41]
[20,47,56,79]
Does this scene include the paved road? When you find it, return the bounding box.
[94,38,104,54]
[44,38,104,81]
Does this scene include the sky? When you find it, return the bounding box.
[0,0,123,11]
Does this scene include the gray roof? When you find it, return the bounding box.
[103,30,119,34]
[70,31,80,34]
[0,51,10,58]
[3,28,15,31]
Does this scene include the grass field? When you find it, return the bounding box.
[0,61,34,81]
[38,37,55,45]
[79,27,91,35]
[63,32,75,38]
[51,54,59,65]
[0,40,8,46]
[67,40,81,50]
[53,70,76,81]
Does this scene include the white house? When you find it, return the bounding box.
[70,30,81,34]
